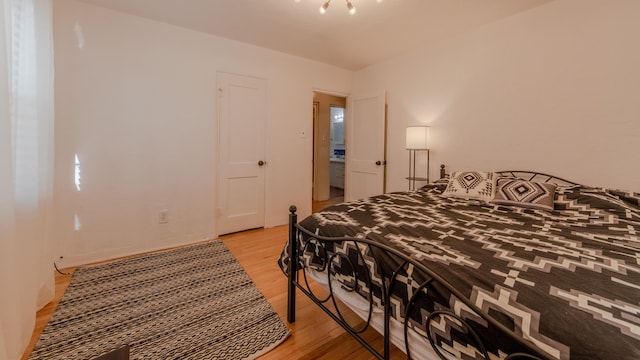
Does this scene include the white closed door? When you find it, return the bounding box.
[217,72,267,235]
[345,91,386,201]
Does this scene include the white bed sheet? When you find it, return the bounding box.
[306,268,443,360]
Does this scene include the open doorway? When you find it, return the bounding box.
[312,92,346,212]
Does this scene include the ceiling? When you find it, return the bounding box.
[77,0,552,70]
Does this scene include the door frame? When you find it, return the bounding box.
[311,89,349,204]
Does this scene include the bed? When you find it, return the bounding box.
[278,169,640,360]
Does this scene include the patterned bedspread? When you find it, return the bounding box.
[279,183,640,360]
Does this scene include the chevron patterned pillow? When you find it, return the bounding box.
[492,178,557,210]
[441,171,496,201]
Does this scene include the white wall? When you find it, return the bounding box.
[53,0,352,267]
[354,0,640,192]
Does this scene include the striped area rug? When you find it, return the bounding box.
[29,241,289,360]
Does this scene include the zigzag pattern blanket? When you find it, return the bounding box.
[279,183,640,360]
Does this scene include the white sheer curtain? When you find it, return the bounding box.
[0,0,55,358]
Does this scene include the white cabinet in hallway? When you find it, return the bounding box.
[330,160,345,189]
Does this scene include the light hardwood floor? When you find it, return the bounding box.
[22,224,406,359]
[312,190,343,213]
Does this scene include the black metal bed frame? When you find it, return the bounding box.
[286,169,579,360]
[494,170,580,187]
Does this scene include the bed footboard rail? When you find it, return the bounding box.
[287,205,298,323]
[286,206,552,360]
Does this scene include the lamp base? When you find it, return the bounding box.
[407,149,429,191]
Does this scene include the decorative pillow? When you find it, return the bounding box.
[492,178,557,211]
[441,171,496,201]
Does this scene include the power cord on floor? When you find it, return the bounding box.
[54,262,71,275]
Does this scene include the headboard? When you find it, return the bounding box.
[495,170,581,187]
[438,164,581,187]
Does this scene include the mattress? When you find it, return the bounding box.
[279,182,640,359]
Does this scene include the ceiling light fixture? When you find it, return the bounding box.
[319,0,358,15]
[319,0,330,14]
[347,1,356,14]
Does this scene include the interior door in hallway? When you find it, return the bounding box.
[217,72,266,235]
[345,91,386,201]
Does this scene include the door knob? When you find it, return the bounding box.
[375,161,381,166]
[258,160,265,166]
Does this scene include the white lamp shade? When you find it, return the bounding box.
[406,126,429,150]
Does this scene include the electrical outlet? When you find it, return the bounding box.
[158,210,169,224]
